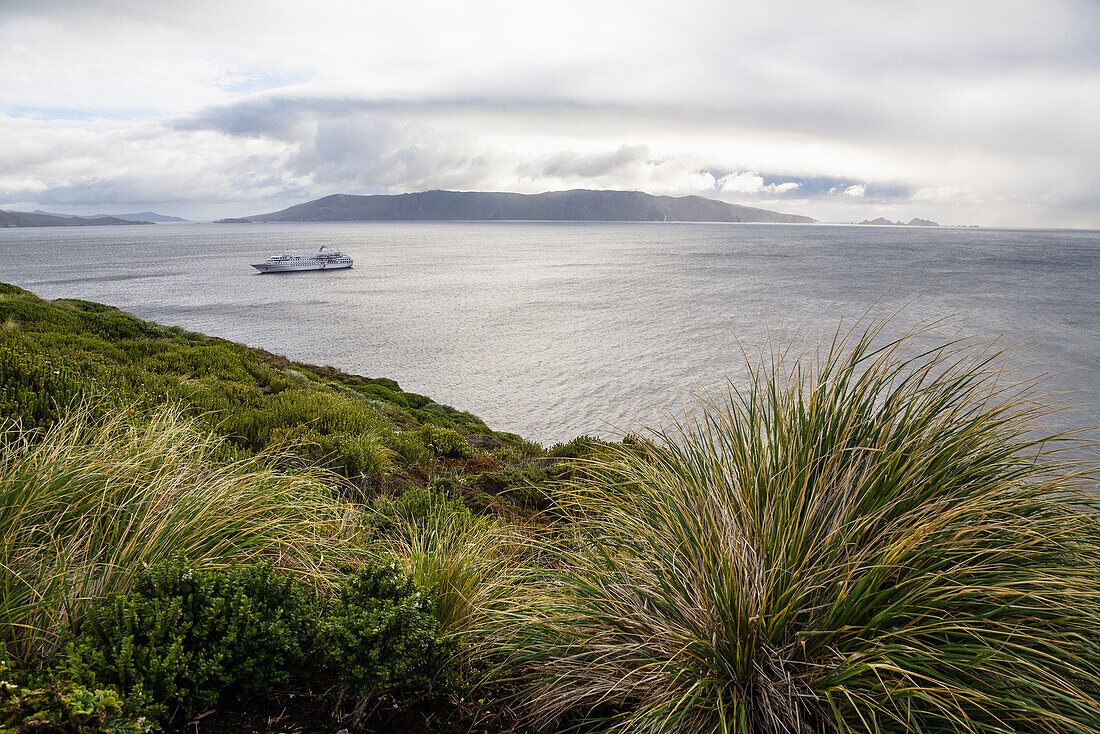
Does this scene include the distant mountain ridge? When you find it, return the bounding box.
[0,210,153,228]
[221,189,817,224]
[29,209,187,223]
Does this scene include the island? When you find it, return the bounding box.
[858,216,940,226]
[219,188,817,224]
[82,211,189,223]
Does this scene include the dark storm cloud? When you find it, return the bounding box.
[292,114,501,191]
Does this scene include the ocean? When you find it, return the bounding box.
[1,221,1097,445]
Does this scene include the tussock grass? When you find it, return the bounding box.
[378,504,532,647]
[507,320,1100,734]
[0,404,362,662]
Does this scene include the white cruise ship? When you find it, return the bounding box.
[251,246,353,273]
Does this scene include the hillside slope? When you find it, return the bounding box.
[0,281,590,517]
[0,210,152,227]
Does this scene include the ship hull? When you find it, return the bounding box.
[251,261,353,273]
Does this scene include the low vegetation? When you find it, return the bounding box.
[1,660,141,734]
[1,281,1097,733]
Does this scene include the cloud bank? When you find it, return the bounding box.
[1,0,1097,226]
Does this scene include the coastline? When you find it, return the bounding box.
[2,281,1098,733]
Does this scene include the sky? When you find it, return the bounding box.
[0,0,1098,227]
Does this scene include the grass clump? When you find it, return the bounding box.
[0,404,358,663]
[509,321,1100,734]
[382,512,522,646]
[371,487,532,653]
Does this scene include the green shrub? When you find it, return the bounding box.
[353,382,410,408]
[546,435,609,458]
[265,387,390,438]
[0,339,84,429]
[65,562,317,724]
[415,424,474,459]
[322,562,456,705]
[498,480,554,512]
[387,430,430,465]
[471,468,561,511]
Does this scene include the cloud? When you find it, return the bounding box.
[288,114,503,192]
[0,112,304,210]
[716,171,801,195]
[911,185,973,202]
[1,1,1098,225]
[525,145,650,180]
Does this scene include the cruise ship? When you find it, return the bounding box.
[251,246,353,273]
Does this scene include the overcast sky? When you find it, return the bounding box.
[1,0,1097,226]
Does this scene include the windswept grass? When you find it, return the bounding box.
[507,321,1100,734]
[0,403,363,663]
[375,491,533,647]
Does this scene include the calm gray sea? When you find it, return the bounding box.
[1,222,1097,444]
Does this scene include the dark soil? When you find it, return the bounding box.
[172,688,525,734]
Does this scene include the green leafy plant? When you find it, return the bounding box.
[64,562,317,724]
[387,430,431,465]
[416,424,475,459]
[270,424,394,478]
[0,658,144,734]
[322,562,457,709]
[373,487,474,532]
